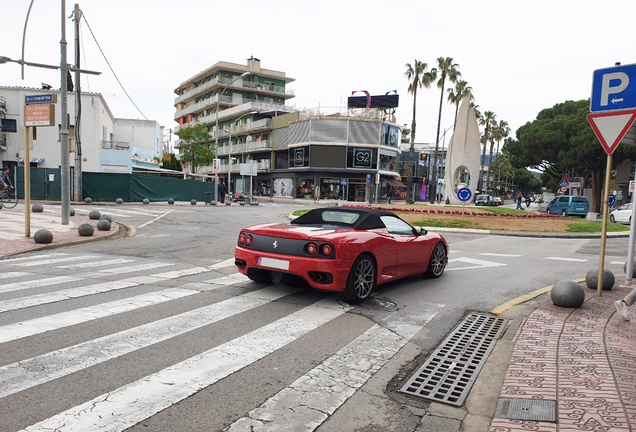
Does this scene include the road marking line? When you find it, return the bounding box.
[99,262,175,274]
[447,257,507,271]
[0,271,32,280]
[480,253,523,257]
[209,257,237,269]
[56,258,136,269]
[203,273,251,286]
[543,257,588,262]
[0,253,67,263]
[152,267,210,279]
[0,285,308,400]
[610,261,625,265]
[20,297,348,432]
[137,210,174,229]
[0,276,84,295]
[0,288,198,344]
[12,256,101,267]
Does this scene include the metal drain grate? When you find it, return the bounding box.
[495,398,557,422]
[399,313,506,406]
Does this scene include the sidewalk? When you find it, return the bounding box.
[480,277,636,431]
[0,205,122,257]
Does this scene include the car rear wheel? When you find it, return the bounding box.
[344,254,375,304]
[425,243,447,278]
[610,214,616,223]
[562,210,567,216]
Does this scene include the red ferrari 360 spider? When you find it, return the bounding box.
[234,207,448,303]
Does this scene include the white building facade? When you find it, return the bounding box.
[0,86,163,174]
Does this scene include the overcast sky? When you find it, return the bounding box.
[1,0,634,149]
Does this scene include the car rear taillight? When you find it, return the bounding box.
[568,206,571,210]
[245,235,253,246]
[321,244,333,256]
[306,243,317,255]
[239,233,246,244]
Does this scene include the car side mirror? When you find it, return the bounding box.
[414,226,427,235]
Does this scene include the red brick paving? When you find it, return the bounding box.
[491,280,636,431]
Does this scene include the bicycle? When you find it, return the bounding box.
[0,187,17,209]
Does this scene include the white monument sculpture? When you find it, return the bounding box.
[444,93,481,205]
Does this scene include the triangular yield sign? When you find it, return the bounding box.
[587,109,636,154]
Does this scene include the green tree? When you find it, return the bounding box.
[506,99,636,212]
[477,110,496,192]
[178,120,214,173]
[404,60,436,200]
[447,80,472,127]
[431,57,460,203]
[488,119,510,191]
[161,153,182,171]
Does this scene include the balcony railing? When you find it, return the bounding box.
[174,94,233,120]
[102,141,131,150]
[217,140,271,155]
[216,158,271,173]
[174,76,294,105]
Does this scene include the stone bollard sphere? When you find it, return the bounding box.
[585,268,615,290]
[78,223,94,236]
[143,198,150,204]
[70,208,75,216]
[116,198,123,204]
[89,210,101,220]
[226,201,231,206]
[240,202,246,206]
[100,214,113,223]
[34,229,53,244]
[210,201,217,206]
[85,197,92,204]
[624,261,636,278]
[168,198,174,205]
[249,201,259,206]
[32,204,44,212]
[551,280,585,308]
[191,199,197,205]
[97,219,111,231]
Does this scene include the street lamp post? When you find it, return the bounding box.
[214,71,250,203]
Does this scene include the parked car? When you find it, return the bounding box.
[234,207,448,303]
[610,203,633,224]
[475,195,494,206]
[546,195,589,217]
[493,197,503,205]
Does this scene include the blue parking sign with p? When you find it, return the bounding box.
[591,63,636,112]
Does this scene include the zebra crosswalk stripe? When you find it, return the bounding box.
[56,258,136,269]
[0,253,67,263]
[0,285,304,399]
[11,256,101,267]
[0,271,32,280]
[20,297,348,432]
[99,262,175,274]
[0,288,198,344]
[0,275,84,295]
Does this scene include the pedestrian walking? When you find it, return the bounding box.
[516,195,523,210]
[219,182,227,204]
[615,287,636,321]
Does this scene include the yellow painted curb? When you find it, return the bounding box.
[127,226,137,237]
[491,277,586,316]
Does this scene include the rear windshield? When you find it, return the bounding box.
[321,211,360,224]
[476,195,488,200]
[572,197,588,203]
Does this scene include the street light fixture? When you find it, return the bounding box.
[214,71,251,202]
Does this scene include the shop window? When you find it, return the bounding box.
[255,179,271,197]
[297,178,314,199]
[320,178,345,200]
[273,178,293,198]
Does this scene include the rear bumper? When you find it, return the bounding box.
[235,246,352,292]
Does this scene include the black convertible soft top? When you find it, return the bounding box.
[291,207,397,230]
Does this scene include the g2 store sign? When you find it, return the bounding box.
[353,149,372,168]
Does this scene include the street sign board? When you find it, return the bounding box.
[457,187,472,202]
[239,163,257,176]
[587,110,636,154]
[560,186,568,193]
[591,63,636,112]
[25,104,55,127]
[560,179,569,187]
[609,194,616,207]
[366,174,371,184]
[375,174,380,185]
[25,94,57,104]
[341,179,347,186]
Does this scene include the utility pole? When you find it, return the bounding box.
[60,0,70,224]
[73,3,82,201]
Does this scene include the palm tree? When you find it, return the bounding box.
[478,110,496,192]
[447,80,472,127]
[404,60,436,200]
[489,120,511,192]
[430,57,460,204]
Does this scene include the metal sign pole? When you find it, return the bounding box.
[24,126,31,237]
[625,185,636,284]
[597,153,613,296]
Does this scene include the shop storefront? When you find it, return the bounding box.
[296,178,315,199]
[320,178,346,200]
[254,179,271,197]
[347,179,367,202]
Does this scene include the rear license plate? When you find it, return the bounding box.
[576,208,583,211]
[258,257,290,270]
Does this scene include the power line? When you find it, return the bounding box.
[81,11,148,120]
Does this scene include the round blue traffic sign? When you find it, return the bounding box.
[609,194,616,207]
[457,187,472,202]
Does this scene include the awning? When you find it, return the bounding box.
[16,158,45,163]
[382,176,406,188]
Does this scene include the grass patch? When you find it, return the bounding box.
[413,219,475,229]
[566,221,630,233]
[292,209,311,217]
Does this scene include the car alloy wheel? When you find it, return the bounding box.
[344,254,375,303]
[426,243,447,278]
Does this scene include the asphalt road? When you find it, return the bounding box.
[0,202,631,432]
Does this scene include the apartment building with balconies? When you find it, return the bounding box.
[173,56,296,186]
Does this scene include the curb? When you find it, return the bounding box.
[2,222,126,257]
